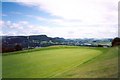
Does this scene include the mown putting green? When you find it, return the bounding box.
[2,46,118,78]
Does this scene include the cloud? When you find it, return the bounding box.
[1,20,50,36]
[10,0,118,25]
[1,0,119,38]
[13,0,118,25]
[1,20,118,38]
[0,20,4,27]
[26,15,46,21]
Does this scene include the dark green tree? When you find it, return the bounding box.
[14,44,22,51]
[112,37,120,47]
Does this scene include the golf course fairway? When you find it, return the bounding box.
[2,46,118,78]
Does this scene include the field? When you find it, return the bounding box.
[2,46,119,78]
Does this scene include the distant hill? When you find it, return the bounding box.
[1,35,113,53]
[1,35,65,53]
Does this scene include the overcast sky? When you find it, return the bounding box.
[1,0,119,39]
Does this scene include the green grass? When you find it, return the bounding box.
[2,46,118,78]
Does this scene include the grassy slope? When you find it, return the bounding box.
[2,46,118,78]
[55,47,119,78]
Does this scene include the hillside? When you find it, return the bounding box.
[1,35,112,53]
[55,47,119,78]
[2,46,118,78]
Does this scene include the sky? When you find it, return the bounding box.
[1,0,119,39]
